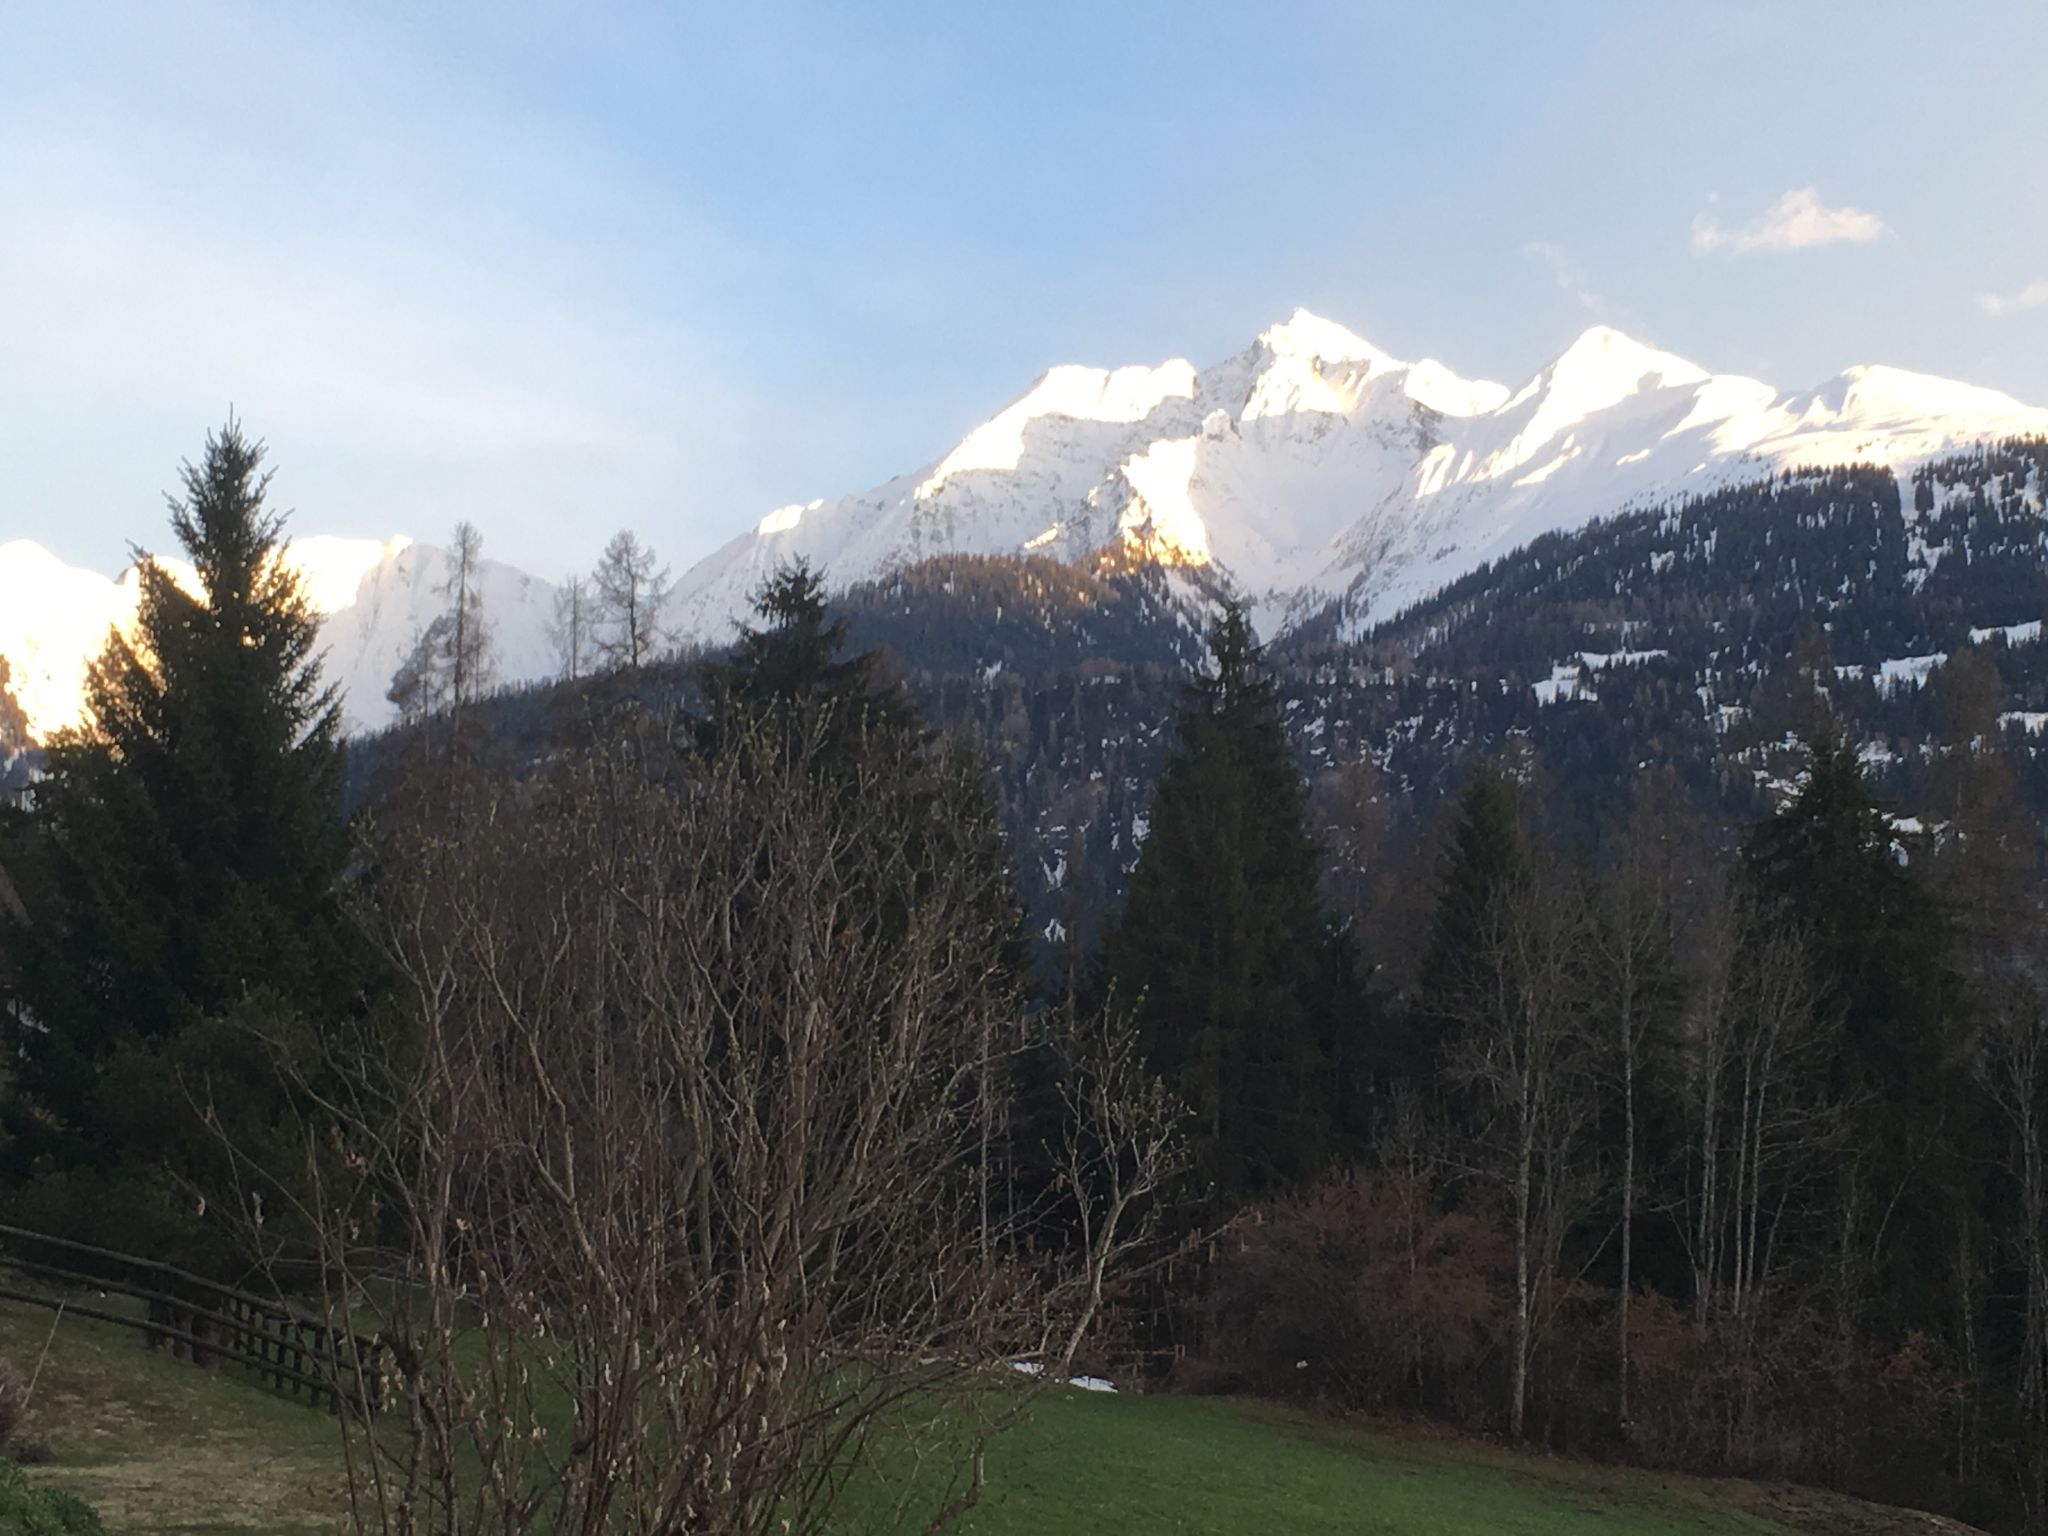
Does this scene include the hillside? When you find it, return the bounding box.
[323,437,2048,967]
[817,438,2048,953]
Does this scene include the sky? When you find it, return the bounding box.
[5,1,2046,581]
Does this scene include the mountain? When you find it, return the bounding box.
[6,309,2046,742]
[667,311,2048,644]
[0,534,560,739]
[335,439,2048,973]
[822,442,2048,958]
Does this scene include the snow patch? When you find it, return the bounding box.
[1875,653,1947,694]
[1579,648,1669,670]
[1533,663,1598,705]
[1009,1361,1117,1393]
[1969,621,2042,647]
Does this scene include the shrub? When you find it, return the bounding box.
[1201,1170,1510,1428]
[0,1461,103,1536]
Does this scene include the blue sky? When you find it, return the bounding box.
[6,1,2045,579]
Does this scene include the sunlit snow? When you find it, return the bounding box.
[11,307,2048,740]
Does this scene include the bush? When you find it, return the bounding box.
[1200,1170,1510,1428]
[0,1461,103,1536]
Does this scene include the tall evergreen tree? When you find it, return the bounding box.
[695,557,1016,957]
[695,560,1032,1246]
[699,560,915,737]
[0,421,359,1266]
[1102,602,1342,1205]
[1740,722,1961,1337]
[700,559,1010,918]
[1743,723,1951,1116]
[1412,765,1529,1081]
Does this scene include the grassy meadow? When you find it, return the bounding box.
[0,1298,1975,1536]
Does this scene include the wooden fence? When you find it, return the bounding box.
[0,1223,388,1416]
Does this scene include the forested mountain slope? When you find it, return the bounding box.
[833,439,2048,953]
[320,437,2048,962]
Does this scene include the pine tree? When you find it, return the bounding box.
[1743,723,1950,1109]
[1412,765,1529,1081]
[1741,721,1961,1337]
[697,563,1003,933]
[0,421,359,1266]
[1102,602,1340,1205]
[700,561,916,744]
[1927,648,2032,948]
[695,560,1030,1247]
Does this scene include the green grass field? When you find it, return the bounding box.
[889,1391,1794,1536]
[839,1388,1830,1536]
[0,1297,1974,1536]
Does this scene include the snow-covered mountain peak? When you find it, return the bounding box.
[1214,310,1509,425]
[289,534,416,613]
[0,533,559,742]
[1225,309,1418,419]
[11,307,2048,744]
[668,311,2048,653]
[1818,364,2039,428]
[1257,307,1392,367]
[1526,325,1710,413]
[1402,358,1511,418]
[916,358,1199,499]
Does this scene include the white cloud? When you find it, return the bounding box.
[1692,187,1888,256]
[1979,280,2048,316]
[1523,240,1603,311]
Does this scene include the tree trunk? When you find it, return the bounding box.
[1619,996,1635,1435]
[1511,1069,1535,1442]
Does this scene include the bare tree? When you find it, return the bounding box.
[385,614,452,727]
[235,707,1165,1535]
[1371,1082,1448,1404]
[437,521,494,716]
[1445,861,1598,1441]
[1590,772,1705,1438]
[0,655,29,757]
[384,525,494,730]
[592,530,670,672]
[549,574,594,683]
[1668,883,1838,1462]
[1045,998,1188,1380]
[1592,836,1660,1437]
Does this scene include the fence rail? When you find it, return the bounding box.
[0,1223,387,1416]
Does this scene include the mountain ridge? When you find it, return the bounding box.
[6,309,2046,741]
[665,307,2048,643]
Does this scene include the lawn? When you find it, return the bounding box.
[0,1295,343,1534]
[847,1388,1798,1536]
[0,1298,1977,1536]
